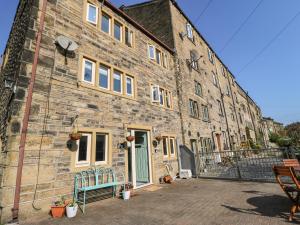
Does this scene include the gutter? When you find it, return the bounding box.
[12,0,47,221]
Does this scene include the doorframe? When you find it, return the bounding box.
[127,126,153,189]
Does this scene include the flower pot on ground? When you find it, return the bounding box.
[66,202,78,218]
[51,200,66,218]
[121,183,133,200]
[122,190,131,200]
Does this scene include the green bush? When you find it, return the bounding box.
[269,132,280,143]
[277,137,292,147]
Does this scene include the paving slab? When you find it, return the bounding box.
[21,179,298,225]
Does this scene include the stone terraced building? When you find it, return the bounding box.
[0,0,273,222]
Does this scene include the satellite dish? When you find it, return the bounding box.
[56,35,78,52]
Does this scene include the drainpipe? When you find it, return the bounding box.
[12,0,47,221]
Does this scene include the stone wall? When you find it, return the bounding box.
[0,0,181,222]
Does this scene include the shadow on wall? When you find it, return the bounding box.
[222,191,300,224]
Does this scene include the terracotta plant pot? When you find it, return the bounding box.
[163,175,173,184]
[51,205,66,218]
[126,135,135,142]
[69,132,82,141]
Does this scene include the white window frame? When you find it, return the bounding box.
[99,65,110,90]
[76,133,92,167]
[208,48,214,64]
[165,91,172,108]
[186,23,193,39]
[82,58,95,85]
[162,137,169,158]
[151,85,160,102]
[125,27,133,47]
[169,137,176,157]
[95,133,108,165]
[148,45,155,60]
[156,49,161,65]
[113,70,123,94]
[126,75,134,96]
[159,88,165,106]
[212,72,218,86]
[101,12,111,34]
[86,3,98,25]
[162,53,168,68]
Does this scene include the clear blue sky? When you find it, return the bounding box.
[1,0,299,125]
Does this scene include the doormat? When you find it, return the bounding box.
[144,185,162,192]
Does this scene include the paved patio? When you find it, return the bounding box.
[22,179,298,225]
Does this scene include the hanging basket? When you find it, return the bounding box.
[126,135,135,142]
[155,136,162,142]
[69,132,82,141]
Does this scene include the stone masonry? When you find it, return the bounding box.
[0,0,274,223]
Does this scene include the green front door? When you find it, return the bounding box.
[135,131,150,184]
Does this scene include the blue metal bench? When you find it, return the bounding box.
[74,167,125,213]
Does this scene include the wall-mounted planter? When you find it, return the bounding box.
[126,135,135,142]
[155,136,162,142]
[69,132,82,141]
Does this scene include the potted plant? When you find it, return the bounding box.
[69,131,82,141]
[51,197,66,218]
[155,135,162,142]
[122,183,133,200]
[126,135,135,142]
[66,200,78,218]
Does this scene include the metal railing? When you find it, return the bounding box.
[194,148,293,182]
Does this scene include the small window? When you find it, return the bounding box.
[76,133,91,167]
[217,100,224,116]
[95,133,108,164]
[222,66,226,76]
[194,81,202,96]
[165,91,172,109]
[151,85,160,102]
[125,27,133,47]
[86,3,98,25]
[114,21,122,41]
[212,72,218,87]
[162,137,169,157]
[190,51,199,70]
[162,53,168,68]
[208,48,214,64]
[82,58,95,84]
[99,65,110,90]
[186,23,193,40]
[156,49,161,65]
[159,88,165,106]
[169,137,176,156]
[189,99,199,118]
[226,85,231,96]
[126,75,134,96]
[113,70,122,93]
[101,12,111,34]
[148,45,155,60]
[203,105,209,121]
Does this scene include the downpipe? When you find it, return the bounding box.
[12,0,48,221]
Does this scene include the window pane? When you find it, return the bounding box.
[114,22,122,41]
[159,89,164,105]
[113,71,122,93]
[163,137,168,156]
[101,14,110,33]
[99,66,109,89]
[149,46,155,59]
[78,136,88,161]
[152,85,159,102]
[126,76,133,96]
[125,27,132,47]
[84,60,93,82]
[96,134,106,162]
[87,4,97,23]
[156,50,161,64]
[170,138,175,155]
